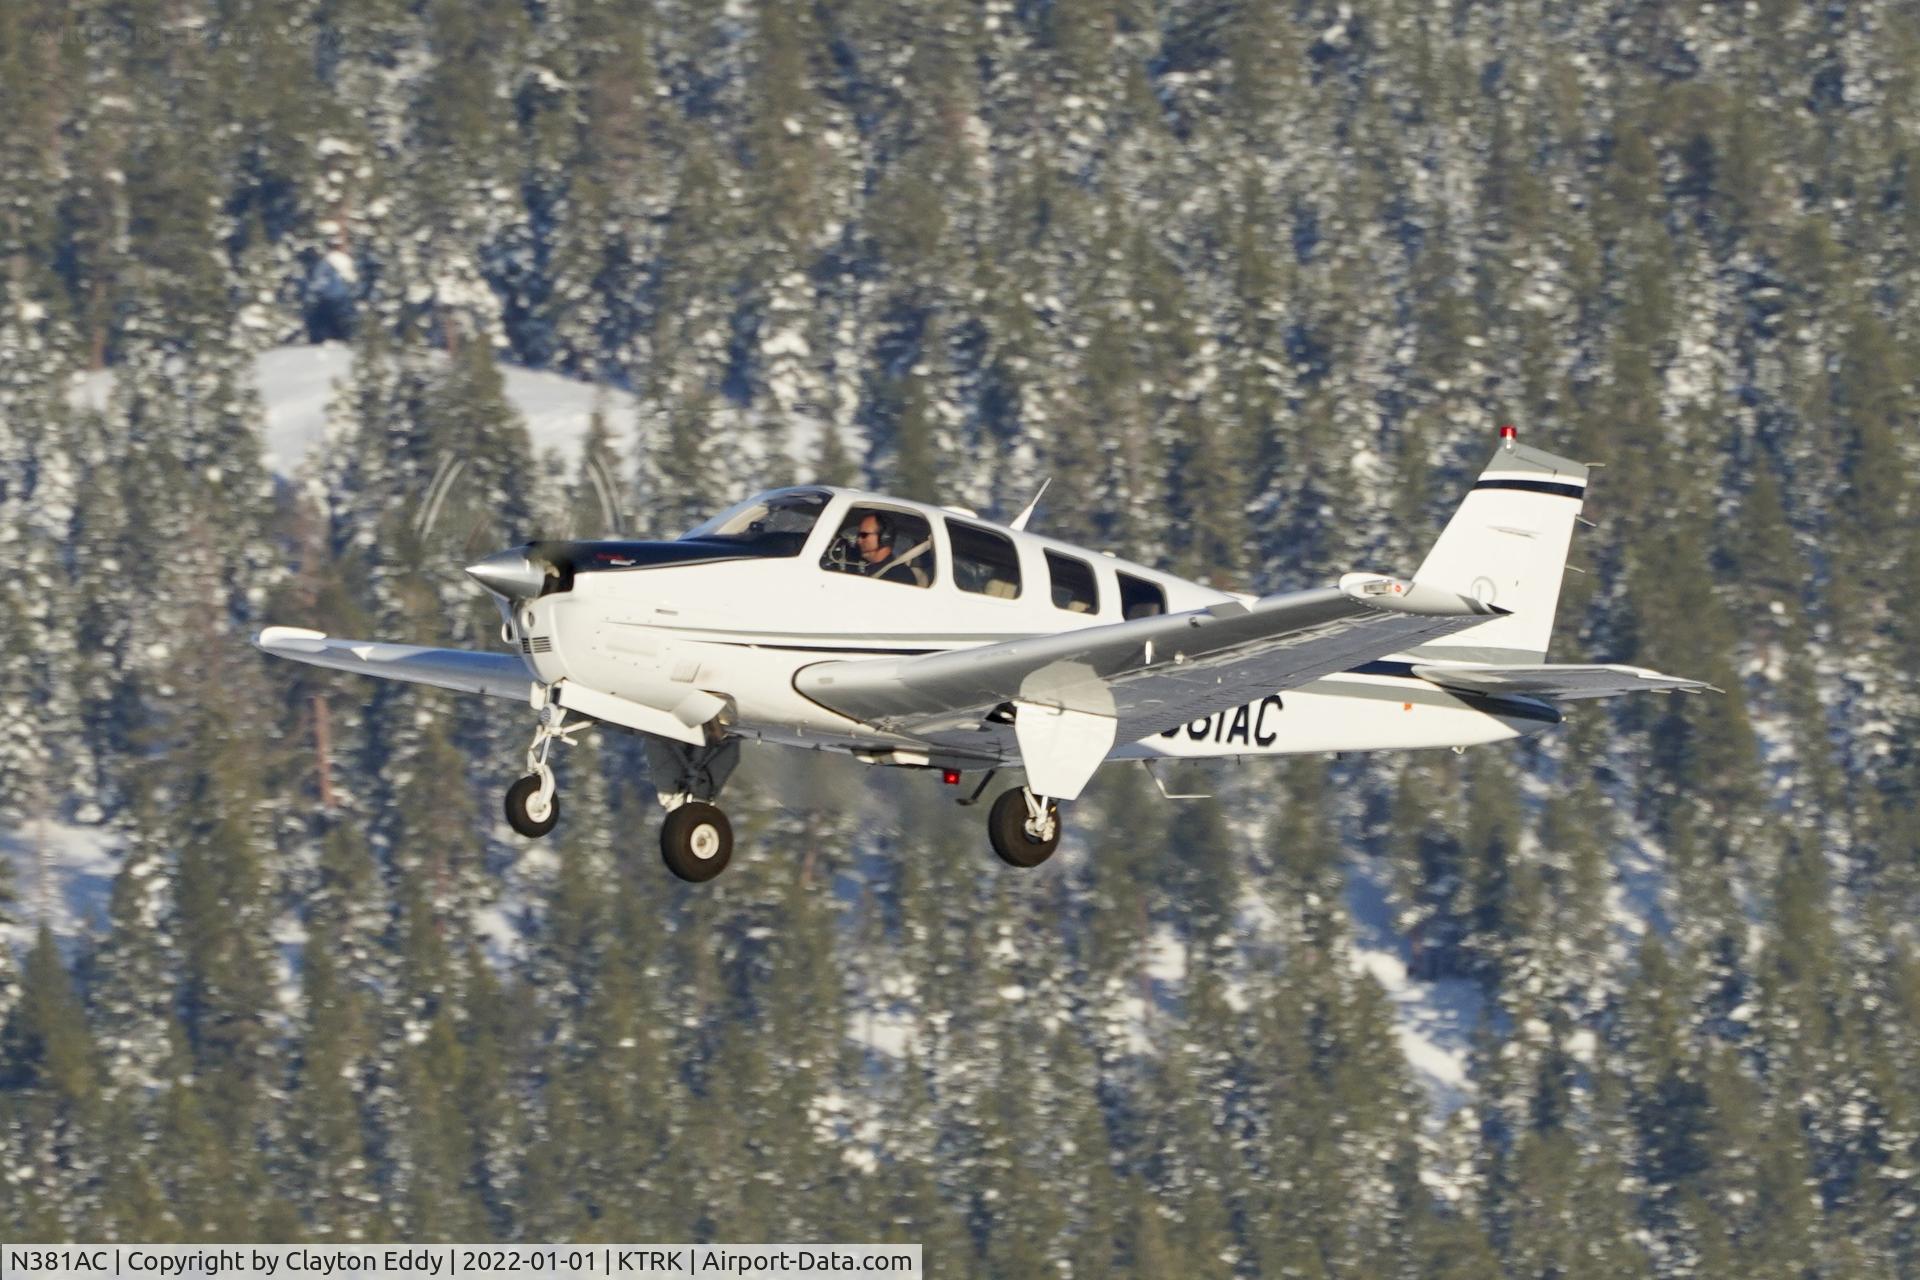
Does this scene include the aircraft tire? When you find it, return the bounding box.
[988,788,1061,868]
[661,802,733,882]
[505,774,560,838]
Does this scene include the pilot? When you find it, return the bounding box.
[854,512,928,586]
[854,513,891,570]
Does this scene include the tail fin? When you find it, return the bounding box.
[1411,437,1589,663]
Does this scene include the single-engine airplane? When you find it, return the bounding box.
[256,429,1706,881]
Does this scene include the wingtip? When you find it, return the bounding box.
[1340,573,1506,618]
[1640,664,1720,695]
[255,625,328,650]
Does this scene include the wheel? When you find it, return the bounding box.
[661,802,734,882]
[988,787,1061,868]
[505,774,560,838]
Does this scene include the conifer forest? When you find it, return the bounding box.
[5,0,1920,1273]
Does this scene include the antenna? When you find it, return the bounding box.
[1009,477,1051,532]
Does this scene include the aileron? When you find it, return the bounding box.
[1411,662,1714,701]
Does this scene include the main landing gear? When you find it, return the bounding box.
[659,801,732,882]
[645,737,741,882]
[987,786,1062,868]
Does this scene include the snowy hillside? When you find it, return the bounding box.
[68,343,647,477]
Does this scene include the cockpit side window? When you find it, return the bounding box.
[1117,571,1166,620]
[821,506,937,588]
[948,520,1022,599]
[680,489,830,557]
[1046,551,1098,613]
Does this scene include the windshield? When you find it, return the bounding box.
[679,488,831,557]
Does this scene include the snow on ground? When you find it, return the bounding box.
[1344,850,1485,1116]
[1144,924,1188,985]
[0,817,121,956]
[1747,695,1802,807]
[273,914,309,1017]
[849,969,926,1060]
[1350,945,1480,1109]
[852,978,927,1059]
[1606,805,1670,944]
[852,1006,923,1059]
[472,903,524,963]
[68,342,654,478]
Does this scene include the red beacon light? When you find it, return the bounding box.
[1499,424,1518,451]
[941,769,962,786]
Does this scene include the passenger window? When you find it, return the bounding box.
[821,506,937,587]
[1117,572,1166,620]
[948,520,1022,599]
[1046,551,1099,614]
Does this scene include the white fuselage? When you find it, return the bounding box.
[508,489,1554,768]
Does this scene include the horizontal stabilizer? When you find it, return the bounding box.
[1410,662,1715,701]
[254,626,534,702]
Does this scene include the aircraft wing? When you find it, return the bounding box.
[795,574,1504,796]
[253,626,535,702]
[1410,662,1715,701]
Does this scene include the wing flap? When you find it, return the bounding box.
[255,626,535,702]
[1410,662,1714,701]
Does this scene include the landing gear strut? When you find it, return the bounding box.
[988,786,1062,868]
[646,738,742,882]
[505,702,585,838]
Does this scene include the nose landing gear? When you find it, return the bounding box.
[504,773,560,838]
[504,704,585,838]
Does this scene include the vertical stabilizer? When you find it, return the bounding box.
[1410,436,1589,663]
